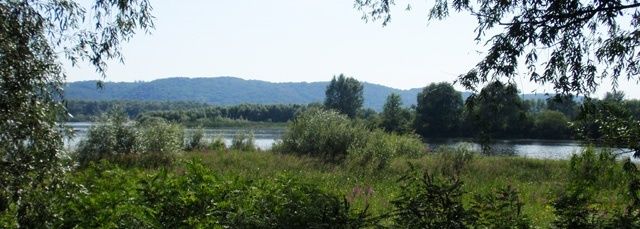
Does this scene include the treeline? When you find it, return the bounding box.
[323,76,640,142]
[137,104,309,126]
[66,100,208,121]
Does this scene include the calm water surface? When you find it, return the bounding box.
[64,122,635,160]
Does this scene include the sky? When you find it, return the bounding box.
[66,0,639,99]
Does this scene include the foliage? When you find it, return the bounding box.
[392,167,532,228]
[67,100,207,122]
[392,170,471,228]
[47,161,379,228]
[415,82,464,138]
[76,110,182,167]
[357,0,640,96]
[0,0,152,226]
[274,108,368,161]
[136,119,183,167]
[547,95,580,119]
[324,74,364,118]
[380,93,412,133]
[532,110,572,139]
[347,130,425,171]
[75,110,139,167]
[434,146,475,178]
[208,135,227,152]
[230,131,257,151]
[469,186,532,228]
[185,127,206,151]
[465,81,531,150]
[138,103,306,127]
[553,148,640,227]
[574,98,640,157]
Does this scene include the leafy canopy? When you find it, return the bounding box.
[355,0,640,95]
[324,74,364,118]
[1,0,152,226]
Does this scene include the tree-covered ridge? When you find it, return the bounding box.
[65,76,584,111]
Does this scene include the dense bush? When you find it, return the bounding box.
[347,130,425,171]
[75,111,183,167]
[276,108,426,169]
[75,110,139,167]
[136,119,184,166]
[274,108,368,161]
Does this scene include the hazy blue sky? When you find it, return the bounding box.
[67,1,639,98]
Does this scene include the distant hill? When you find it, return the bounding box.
[64,77,563,111]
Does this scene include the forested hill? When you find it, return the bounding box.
[65,77,422,110]
[64,77,558,110]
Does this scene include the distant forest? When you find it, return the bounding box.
[64,77,560,111]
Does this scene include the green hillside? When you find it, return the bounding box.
[65,76,562,111]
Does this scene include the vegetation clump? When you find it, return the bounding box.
[275,108,425,169]
[75,110,183,167]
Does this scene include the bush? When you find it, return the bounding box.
[184,127,206,151]
[137,119,183,167]
[75,110,138,167]
[393,168,531,228]
[392,170,471,228]
[347,130,425,171]
[230,131,256,151]
[275,108,367,161]
[208,135,227,151]
[75,110,183,167]
[53,161,379,228]
[434,146,475,178]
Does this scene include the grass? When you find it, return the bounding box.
[181,150,578,227]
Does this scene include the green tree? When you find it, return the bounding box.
[380,93,412,133]
[0,1,152,226]
[324,74,364,118]
[532,110,572,139]
[465,81,531,150]
[547,95,579,119]
[414,82,463,138]
[355,0,640,96]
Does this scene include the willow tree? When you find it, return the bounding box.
[0,1,153,226]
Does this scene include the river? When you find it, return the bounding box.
[64,122,637,161]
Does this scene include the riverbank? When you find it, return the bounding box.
[177,149,629,227]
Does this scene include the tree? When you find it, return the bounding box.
[532,110,572,139]
[324,74,364,118]
[0,1,152,226]
[465,81,531,150]
[415,82,463,138]
[381,93,412,133]
[547,95,579,119]
[355,0,640,96]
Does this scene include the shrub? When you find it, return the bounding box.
[275,108,368,161]
[208,135,227,151]
[75,110,138,167]
[347,130,425,171]
[137,119,183,167]
[75,110,183,167]
[434,146,475,178]
[469,186,532,228]
[230,131,256,151]
[184,127,206,151]
[392,170,471,228]
[54,161,379,228]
